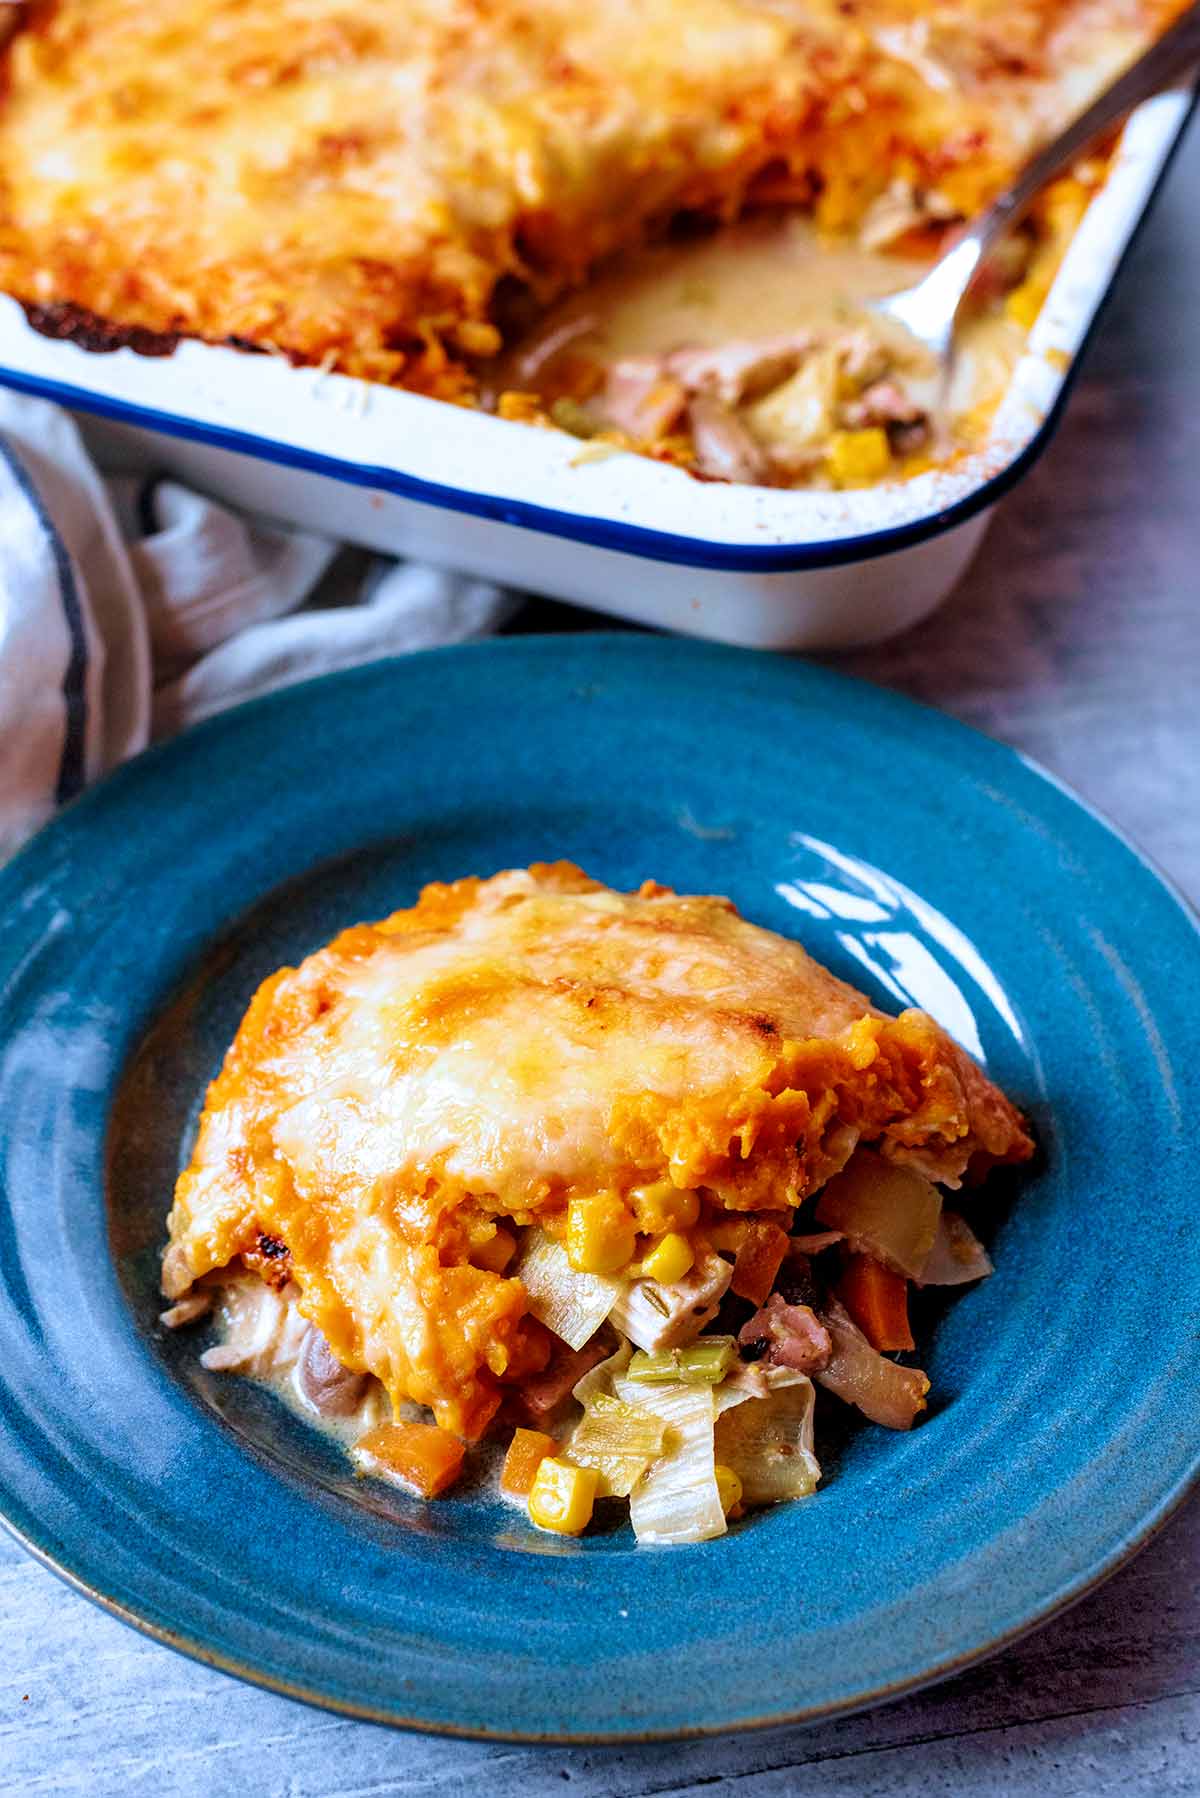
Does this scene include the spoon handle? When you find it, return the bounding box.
[968,2,1200,262]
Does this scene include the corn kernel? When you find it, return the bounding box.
[1005,274,1050,331]
[827,427,891,487]
[639,1231,694,1286]
[528,1457,598,1535]
[629,1180,700,1235]
[453,318,503,358]
[471,1225,516,1273]
[715,1464,743,1516]
[566,1193,637,1274]
[497,390,541,423]
[1042,177,1089,238]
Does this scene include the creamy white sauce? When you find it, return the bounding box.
[495,213,1027,479]
[203,1276,520,1504]
[205,1276,390,1450]
[524,217,935,359]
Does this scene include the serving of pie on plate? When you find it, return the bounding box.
[163,862,1032,1544]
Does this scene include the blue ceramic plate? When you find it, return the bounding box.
[1,635,1198,1741]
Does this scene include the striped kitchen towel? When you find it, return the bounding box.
[0,391,511,860]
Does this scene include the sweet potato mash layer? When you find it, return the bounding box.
[165,865,1032,1437]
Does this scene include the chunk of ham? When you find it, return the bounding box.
[688,395,768,484]
[296,1325,371,1417]
[738,1292,832,1374]
[842,378,931,452]
[609,1250,733,1352]
[663,332,815,407]
[816,1298,929,1429]
[601,333,821,467]
[601,357,687,438]
[515,1331,613,1420]
[842,379,926,430]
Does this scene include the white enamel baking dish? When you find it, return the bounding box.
[0,91,1191,650]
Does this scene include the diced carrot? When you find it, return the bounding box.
[838,1253,914,1352]
[500,1428,559,1500]
[353,1420,465,1498]
[731,1219,790,1306]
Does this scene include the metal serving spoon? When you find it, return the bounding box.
[870,1,1200,371]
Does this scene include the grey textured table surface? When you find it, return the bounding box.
[3,130,1199,1798]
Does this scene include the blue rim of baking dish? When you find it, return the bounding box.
[0,93,1192,576]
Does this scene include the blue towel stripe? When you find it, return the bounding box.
[0,435,88,804]
[136,471,164,540]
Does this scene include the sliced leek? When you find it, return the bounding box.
[625,1337,736,1386]
[572,1337,633,1407]
[613,1372,726,1545]
[569,1391,668,1498]
[715,1377,821,1504]
[916,1210,993,1286]
[515,1227,626,1350]
[714,1359,809,1413]
[815,1149,942,1279]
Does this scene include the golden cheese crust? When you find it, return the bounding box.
[0,0,1181,393]
[165,864,1032,1436]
